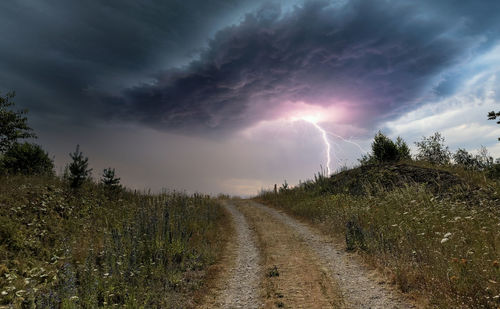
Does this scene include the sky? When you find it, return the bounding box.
[1,0,499,196]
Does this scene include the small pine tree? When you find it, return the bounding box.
[101,167,121,190]
[68,145,92,188]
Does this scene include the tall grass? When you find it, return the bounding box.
[0,175,226,308]
[258,167,500,308]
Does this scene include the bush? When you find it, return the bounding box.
[415,132,451,165]
[360,132,411,164]
[453,146,493,171]
[453,148,474,168]
[372,132,399,162]
[487,163,500,179]
[0,142,54,175]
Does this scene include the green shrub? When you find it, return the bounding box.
[415,132,451,165]
[487,163,500,179]
[0,142,54,175]
[360,132,411,164]
[453,146,493,171]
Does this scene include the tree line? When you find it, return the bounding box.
[360,130,500,178]
[0,91,120,190]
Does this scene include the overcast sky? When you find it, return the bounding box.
[1,0,499,195]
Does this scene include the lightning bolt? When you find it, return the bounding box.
[296,118,367,176]
[325,131,368,153]
[302,119,332,175]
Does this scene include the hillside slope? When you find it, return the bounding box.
[258,163,500,308]
[0,175,228,308]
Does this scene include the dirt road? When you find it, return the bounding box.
[205,200,416,309]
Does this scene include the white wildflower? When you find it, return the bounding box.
[440,238,449,244]
[444,232,452,238]
[1,291,7,296]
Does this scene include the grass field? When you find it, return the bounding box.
[257,163,500,308]
[0,175,228,308]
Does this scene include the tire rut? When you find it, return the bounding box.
[248,200,417,309]
[215,201,261,308]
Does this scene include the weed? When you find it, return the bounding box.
[268,265,280,277]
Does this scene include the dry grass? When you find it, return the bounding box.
[0,175,227,308]
[257,163,500,308]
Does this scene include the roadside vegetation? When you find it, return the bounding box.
[258,131,500,308]
[0,91,228,308]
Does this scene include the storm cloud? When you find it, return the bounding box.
[0,0,269,123]
[103,0,500,135]
[1,0,500,194]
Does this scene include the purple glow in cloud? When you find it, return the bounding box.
[102,0,496,140]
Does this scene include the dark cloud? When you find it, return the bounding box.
[103,0,500,135]
[0,0,269,123]
[1,0,499,135]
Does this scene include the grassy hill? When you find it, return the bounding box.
[0,175,228,308]
[257,162,500,308]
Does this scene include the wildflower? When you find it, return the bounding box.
[440,238,449,244]
[69,296,79,301]
[443,232,452,238]
[1,291,7,296]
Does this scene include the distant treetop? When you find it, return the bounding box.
[0,91,36,152]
